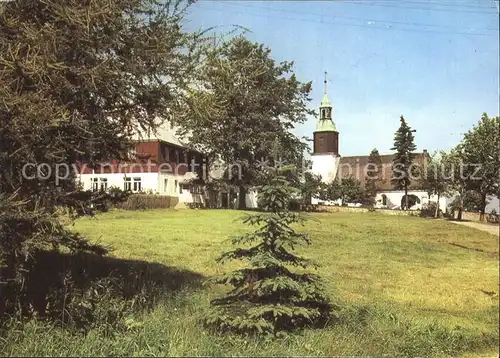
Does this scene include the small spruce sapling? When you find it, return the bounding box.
[203,164,334,335]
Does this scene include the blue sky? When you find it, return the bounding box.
[183,0,499,156]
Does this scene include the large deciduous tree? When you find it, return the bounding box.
[298,172,324,206]
[391,115,418,210]
[321,177,364,206]
[421,152,450,218]
[460,113,500,221]
[442,147,468,220]
[0,0,200,317]
[338,177,364,206]
[364,148,383,207]
[178,36,313,209]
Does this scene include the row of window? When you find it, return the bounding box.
[163,178,180,194]
[162,179,201,194]
[92,177,145,192]
[126,144,189,164]
[91,178,108,192]
[161,147,201,174]
[91,177,144,192]
[124,177,142,192]
[163,146,186,163]
[91,177,199,194]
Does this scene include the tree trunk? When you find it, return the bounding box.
[457,188,463,220]
[404,185,409,211]
[479,192,487,222]
[434,193,440,218]
[238,185,247,210]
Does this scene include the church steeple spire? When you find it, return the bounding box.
[316,71,335,132]
[320,71,332,108]
[324,71,327,94]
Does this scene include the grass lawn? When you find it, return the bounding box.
[2,210,498,357]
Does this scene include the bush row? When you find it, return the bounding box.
[114,195,179,210]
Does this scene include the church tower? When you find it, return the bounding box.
[311,72,340,185]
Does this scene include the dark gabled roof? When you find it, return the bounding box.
[337,152,429,191]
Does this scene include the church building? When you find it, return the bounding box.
[310,73,448,212]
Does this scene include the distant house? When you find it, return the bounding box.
[77,123,208,205]
[76,121,258,208]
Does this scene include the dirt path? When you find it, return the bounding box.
[450,220,499,237]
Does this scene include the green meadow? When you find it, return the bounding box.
[1,210,498,357]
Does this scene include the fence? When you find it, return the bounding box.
[114,195,179,210]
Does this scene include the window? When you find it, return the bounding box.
[124,177,132,191]
[190,185,203,194]
[180,183,191,194]
[175,149,179,162]
[128,147,137,160]
[174,180,178,194]
[99,178,108,191]
[189,157,196,172]
[164,146,170,161]
[133,177,142,192]
[382,194,387,206]
[321,108,326,118]
[91,178,98,192]
[164,178,168,193]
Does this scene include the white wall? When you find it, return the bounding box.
[311,197,342,206]
[158,172,186,197]
[79,172,159,193]
[178,183,205,204]
[486,195,500,214]
[311,155,340,183]
[245,190,259,208]
[375,190,448,212]
[80,172,196,204]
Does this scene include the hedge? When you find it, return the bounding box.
[114,195,179,210]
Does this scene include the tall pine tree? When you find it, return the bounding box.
[391,115,417,210]
[203,164,333,335]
